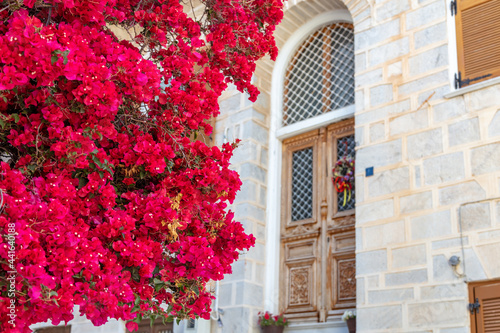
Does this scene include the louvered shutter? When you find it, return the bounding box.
[474,282,500,333]
[455,0,500,87]
[470,281,500,333]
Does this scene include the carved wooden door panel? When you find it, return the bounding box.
[280,129,321,321]
[280,119,355,322]
[327,120,356,317]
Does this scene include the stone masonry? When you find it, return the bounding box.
[213,84,269,333]
[353,0,500,332]
[213,0,500,332]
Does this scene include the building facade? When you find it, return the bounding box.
[31,0,500,332]
[213,0,500,332]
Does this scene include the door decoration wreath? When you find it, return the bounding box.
[332,155,355,206]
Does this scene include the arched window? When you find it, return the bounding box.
[283,23,355,126]
[279,22,356,322]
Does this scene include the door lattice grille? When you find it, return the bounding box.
[291,147,314,221]
[283,23,355,126]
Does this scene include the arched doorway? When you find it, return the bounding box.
[277,21,356,323]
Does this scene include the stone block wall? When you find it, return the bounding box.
[354,0,500,331]
[212,0,500,332]
[212,84,271,333]
[30,307,126,333]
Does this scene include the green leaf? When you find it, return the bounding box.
[51,55,59,64]
[92,154,103,168]
[62,50,70,65]
[0,118,5,129]
[12,113,19,123]
[153,278,165,292]
[165,159,174,173]
[149,316,156,328]
[78,177,88,189]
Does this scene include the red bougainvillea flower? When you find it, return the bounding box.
[0,0,282,332]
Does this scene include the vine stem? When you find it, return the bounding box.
[0,3,12,14]
[46,6,52,25]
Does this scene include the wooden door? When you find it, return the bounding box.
[280,119,355,322]
[280,129,321,321]
[326,120,356,318]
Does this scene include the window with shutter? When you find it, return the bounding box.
[469,279,500,333]
[454,0,500,88]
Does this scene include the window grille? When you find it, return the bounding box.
[291,147,314,221]
[283,23,355,126]
[337,135,355,212]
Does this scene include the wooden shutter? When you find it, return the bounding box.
[469,279,500,333]
[455,0,500,87]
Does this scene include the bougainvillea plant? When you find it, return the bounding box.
[0,0,283,332]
